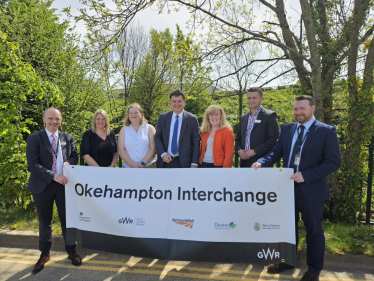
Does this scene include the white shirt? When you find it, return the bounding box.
[122,123,156,168]
[287,117,315,172]
[45,128,63,175]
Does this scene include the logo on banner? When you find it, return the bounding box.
[118,217,133,224]
[257,248,280,260]
[262,224,280,230]
[214,222,237,230]
[78,212,91,222]
[172,218,194,228]
[254,222,260,231]
[118,217,146,227]
[253,222,280,231]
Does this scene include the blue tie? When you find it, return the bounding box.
[289,125,305,172]
[171,115,179,155]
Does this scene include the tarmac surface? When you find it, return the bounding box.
[1,229,373,281]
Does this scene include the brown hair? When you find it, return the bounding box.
[295,95,315,107]
[169,89,186,100]
[247,87,263,98]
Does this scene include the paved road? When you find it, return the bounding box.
[1,243,373,281]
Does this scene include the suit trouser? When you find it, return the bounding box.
[294,183,325,275]
[32,181,76,256]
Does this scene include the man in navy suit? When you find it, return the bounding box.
[252,95,341,281]
[154,89,200,168]
[26,108,82,273]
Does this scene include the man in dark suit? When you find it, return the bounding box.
[235,87,279,167]
[252,95,341,281]
[154,89,200,168]
[26,108,82,273]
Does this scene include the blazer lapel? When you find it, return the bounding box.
[40,129,54,158]
[165,111,173,147]
[241,112,250,134]
[59,132,67,162]
[301,120,318,156]
[179,111,189,146]
[285,123,298,158]
[251,109,264,133]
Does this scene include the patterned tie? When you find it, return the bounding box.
[171,115,179,155]
[289,125,305,172]
[51,134,57,174]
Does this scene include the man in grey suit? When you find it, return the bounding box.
[26,108,82,273]
[235,87,279,167]
[154,90,200,168]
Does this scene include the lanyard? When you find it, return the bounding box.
[295,126,309,155]
[51,134,60,159]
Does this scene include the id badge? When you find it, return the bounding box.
[294,154,301,166]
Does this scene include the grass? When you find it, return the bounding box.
[0,204,62,236]
[1,206,373,257]
[297,220,374,257]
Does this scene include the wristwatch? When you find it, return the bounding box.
[140,161,146,167]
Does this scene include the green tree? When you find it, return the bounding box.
[131,28,175,123]
[0,30,60,207]
[0,0,107,139]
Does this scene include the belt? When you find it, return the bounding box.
[171,156,179,160]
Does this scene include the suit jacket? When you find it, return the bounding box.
[154,110,200,168]
[26,129,78,194]
[199,127,234,167]
[258,119,341,201]
[235,107,279,165]
[81,129,117,166]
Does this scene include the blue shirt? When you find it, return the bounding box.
[287,117,315,172]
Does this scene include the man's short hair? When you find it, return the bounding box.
[170,89,186,100]
[247,87,263,98]
[295,95,315,107]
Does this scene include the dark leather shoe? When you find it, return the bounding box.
[267,263,295,273]
[300,271,319,281]
[33,255,50,273]
[67,251,82,266]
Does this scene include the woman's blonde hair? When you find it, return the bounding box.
[91,109,110,135]
[123,103,148,126]
[201,105,232,133]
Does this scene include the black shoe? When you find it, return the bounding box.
[67,251,82,266]
[33,255,50,273]
[267,263,295,273]
[300,271,319,281]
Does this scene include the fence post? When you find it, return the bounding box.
[365,135,374,224]
[79,144,84,166]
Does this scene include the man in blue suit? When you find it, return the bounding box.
[26,108,82,273]
[154,89,200,168]
[252,95,341,281]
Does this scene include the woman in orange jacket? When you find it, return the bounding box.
[199,105,234,168]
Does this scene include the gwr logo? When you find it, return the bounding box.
[173,221,193,228]
[257,248,280,260]
[118,217,133,224]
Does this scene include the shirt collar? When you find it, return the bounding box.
[45,128,59,138]
[172,110,184,119]
[297,116,315,131]
[249,106,262,116]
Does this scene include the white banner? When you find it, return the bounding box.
[65,166,296,263]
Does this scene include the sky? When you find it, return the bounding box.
[51,0,302,88]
